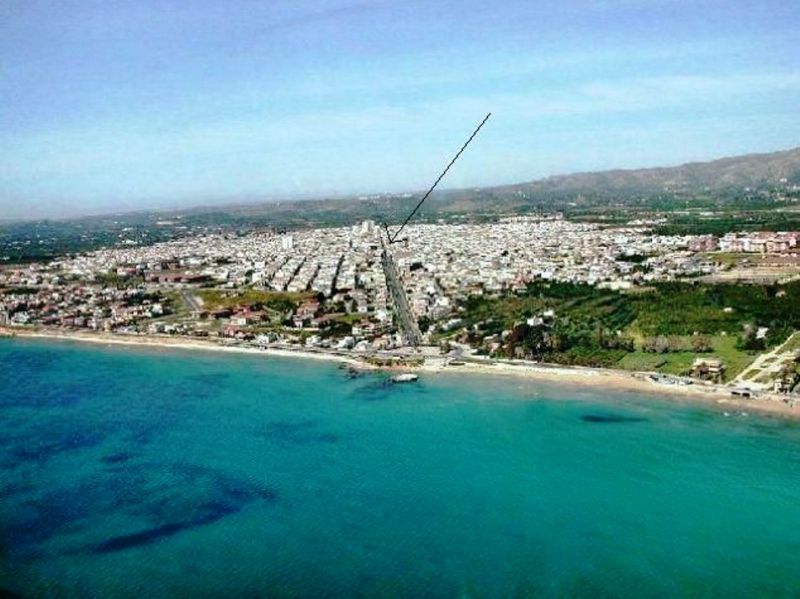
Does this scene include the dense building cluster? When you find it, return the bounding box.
[2,216,799,352]
[394,216,714,319]
[689,231,800,253]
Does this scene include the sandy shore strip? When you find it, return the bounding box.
[2,326,798,419]
[420,358,800,419]
[0,327,371,369]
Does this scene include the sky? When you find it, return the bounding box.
[1,0,799,219]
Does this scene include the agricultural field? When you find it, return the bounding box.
[456,280,800,378]
[617,335,753,381]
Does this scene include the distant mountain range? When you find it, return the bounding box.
[492,146,800,198]
[372,146,800,218]
[5,147,800,229]
[214,146,800,219]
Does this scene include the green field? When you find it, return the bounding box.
[458,280,798,375]
[617,351,696,376]
[616,336,754,380]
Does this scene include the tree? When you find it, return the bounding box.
[642,336,670,353]
[667,336,684,352]
[692,335,713,353]
[417,315,432,333]
[737,323,765,351]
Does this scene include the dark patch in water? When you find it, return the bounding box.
[11,429,105,463]
[0,431,28,451]
[90,468,278,554]
[580,414,648,424]
[0,481,34,500]
[4,471,152,554]
[3,349,61,372]
[1,418,157,471]
[350,379,393,400]
[91,521,194,553]
[98,500,243,553]
[106,500,235,553]
[101,452,135,465]
[214,475,278,504]
[262,419,316,435]
[343,367,364,380]
[191,372,230,387]
[126,462,279,528]
[124,425,160,447]
[0,381,90,409]
[7,496,90,552]
[351,376,429,400]
[259,420,339,445]
[3,454,278,559]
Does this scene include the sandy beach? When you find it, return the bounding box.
[0,327,370,368]
[2,326,798,419]
[420,357,800,419]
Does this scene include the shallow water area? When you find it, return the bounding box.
[2,338,800,597]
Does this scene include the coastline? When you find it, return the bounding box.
[0,327,369,369]
[421,358,800,420]
[2,326,798,420]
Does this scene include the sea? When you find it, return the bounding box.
[2,338,800,597]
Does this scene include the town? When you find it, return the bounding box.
[2,215,799,398]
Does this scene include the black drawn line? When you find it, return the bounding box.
[386,112,491,243]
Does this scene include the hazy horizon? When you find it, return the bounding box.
[0,143,798,224]
[2,0,799,220]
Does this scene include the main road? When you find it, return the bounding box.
[380,237,422,347]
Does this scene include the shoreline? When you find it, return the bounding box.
[421,359,800,420]
[0,327,370,369]
[2,326,798,420]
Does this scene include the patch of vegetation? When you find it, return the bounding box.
[162,292,189,318]
[654,211,800,236]
[702,252,748,267]
[628,281,800,341]
[618,253,650,263]
[333,313,366,325]
[197,289,311,313]
[616,353,668,371]
[319,320,353,339]
[0,214,204,264]
[619,336,753,379]
[3,286,39,295]
[95,272,144,289]
[458,280,797,373]
[741,369,760,381]
[710,335,757,379]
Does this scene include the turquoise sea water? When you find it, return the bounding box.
[2,339,800,597]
